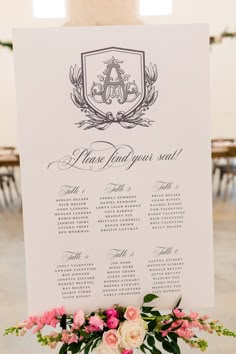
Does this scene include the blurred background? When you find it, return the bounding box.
[0,1,236,353]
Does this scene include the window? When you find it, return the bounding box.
[140,0,172,16]
[33,0,66,19]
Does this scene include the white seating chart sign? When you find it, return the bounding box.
[13,25,214,314]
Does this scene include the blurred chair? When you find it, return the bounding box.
[211,138,235,145]
[223,145,236,197]
[211,138,236,196]
[0,146,21,209]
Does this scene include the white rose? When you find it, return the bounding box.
[94,342,121,354]
[119,319,147,349]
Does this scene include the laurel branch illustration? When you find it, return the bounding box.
[69,63,158,130]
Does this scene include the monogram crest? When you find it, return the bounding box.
[70,47,158,130]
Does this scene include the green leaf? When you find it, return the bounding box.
[148,319,157,331]
[142,306,153,313]
[162,340,174,353]
[143,294,159,303]
[152,347,162,354]
[68,343,80,354]
[59,343,68,354]
[140,343,153,354]
[91,337,101,350]
[161,322,173,331]
[155,332,164,342]
[147,335,155,347]
[84,345,91,354]
[140,344,146,353]
[82,337,95,354]
[170,341,181,354]
[151,310,161,316]
[141,313,153,321]
[162,340,179,353]
[167,332,178,341]
[78,330,90,339]
[174,296,182,309]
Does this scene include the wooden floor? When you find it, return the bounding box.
[0,180,235,353]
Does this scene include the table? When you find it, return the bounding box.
[0,154,20,167]
[212,144,236,159]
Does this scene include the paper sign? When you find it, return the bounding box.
[13,25,214,314]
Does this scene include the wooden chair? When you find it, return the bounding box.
[222,146,236,198]
[0,147,21,209]
[211,138,235,145]
[211,139,236,196]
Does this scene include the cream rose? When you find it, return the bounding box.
[95,342,121,354]
[119,319,147,349]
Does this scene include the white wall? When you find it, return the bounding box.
[142,0,236,139]
[0,0,236,146]
[0,0,65,146]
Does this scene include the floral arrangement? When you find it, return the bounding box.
[0,40,13,50]
[210,30,236,45]
[4,294,236,354]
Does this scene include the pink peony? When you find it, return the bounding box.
[124,307,140,321]
[107,316,119,329]
[122,350,133,354]
[103,330,120,348]
[89,315,106,331]
[106,308,119,318]
[73,309,85,327]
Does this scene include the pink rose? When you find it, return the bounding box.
[106,308,119,318]
[124,307,140,321]
[89,315,106,331]
[103,330,120,348]
[122,350,133,354]
[107,316,119,329]
[73,309,85,327]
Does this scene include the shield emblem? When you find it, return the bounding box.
[81,47,145,118]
